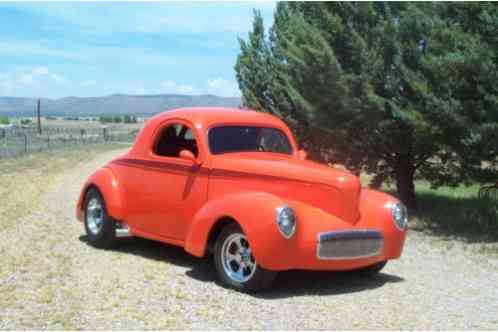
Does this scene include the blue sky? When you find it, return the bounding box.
[0,2,276,99]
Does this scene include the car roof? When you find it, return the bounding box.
[128,107,297,157]
[148,107,286,128]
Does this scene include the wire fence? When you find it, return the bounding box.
[0,126,139,159]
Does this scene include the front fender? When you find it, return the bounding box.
[184,192,286,266]
[184,189,406,272]
[76,167,123,222]
[357,189,406,259]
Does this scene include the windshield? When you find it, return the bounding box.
[208,126,293,155]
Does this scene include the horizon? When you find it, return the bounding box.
[0,2,276,99]
[0,92,242,101]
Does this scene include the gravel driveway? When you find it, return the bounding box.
[1,148,497,329]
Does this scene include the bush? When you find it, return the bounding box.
[99,116,112,123]
[99,115,137,124]
[0,116,9,125]
[123,115,138,124]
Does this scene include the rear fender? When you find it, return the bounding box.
[184,192,285,266]
[76,167,123,222]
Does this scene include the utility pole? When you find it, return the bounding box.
[37,98,42,135]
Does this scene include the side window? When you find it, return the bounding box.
[181,127,199,157]
[259,128,292,154]
[153,123,199,158]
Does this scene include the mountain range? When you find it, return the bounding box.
[0,94,241,117]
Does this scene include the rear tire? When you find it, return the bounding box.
[213,224,276,292]
[355,261,387,277]
[84,187,116,249]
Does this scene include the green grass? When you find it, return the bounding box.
[411,182,498,243]
[362,172,498,243]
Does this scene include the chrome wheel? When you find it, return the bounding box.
[86,197,104,235]
[221,233,256,283]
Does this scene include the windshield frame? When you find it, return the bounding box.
[207,124,295,156]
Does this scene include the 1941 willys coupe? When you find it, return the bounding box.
[77,107,408,291]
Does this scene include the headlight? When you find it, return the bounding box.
[276,205,296,239]
[391,202,408,230]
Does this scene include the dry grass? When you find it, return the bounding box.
[0,144,125,230]
[0,145,128,329]
[26,117,145,130]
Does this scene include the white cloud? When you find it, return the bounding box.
[18,74,37,86]
[82,80,97,86]
[49,73,69,84]
[16,66,69,87]
[0,41,84,60]
[140,78,240,97]
[136,86,148,94]
[25,3,276,36]
[205,78,240,97]
[32,66,49,76]
[0,73,15,93]
[161,80,199,95]
[0,66,70,95]
[19,66,68,86]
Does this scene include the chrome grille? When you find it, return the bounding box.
[317,229,383,260]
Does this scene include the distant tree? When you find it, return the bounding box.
[123,115,137,124]
[99,116,115,123]
[236,2,498,210]
[0,116,9,125]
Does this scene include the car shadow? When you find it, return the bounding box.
[254,270,403,299]
[79,235,404,298]
[79,235,202,269]
[413,190,498,243]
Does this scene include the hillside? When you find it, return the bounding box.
[0,94,241,117]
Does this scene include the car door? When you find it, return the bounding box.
[139,120,208,241]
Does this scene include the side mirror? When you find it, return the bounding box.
[179,150,199,164]
[297,149,307,160]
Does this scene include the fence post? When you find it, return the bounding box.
[23,133,27,154]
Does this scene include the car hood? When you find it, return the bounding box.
[210,153,361,223]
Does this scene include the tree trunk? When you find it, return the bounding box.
[395,165,417,211]
[370,173,387,189]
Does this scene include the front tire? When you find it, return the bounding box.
[84,187,116,249]
[214,224,276,292]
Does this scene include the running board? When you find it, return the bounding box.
[115,222,132,238]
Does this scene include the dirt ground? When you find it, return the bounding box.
[1,148,497,329]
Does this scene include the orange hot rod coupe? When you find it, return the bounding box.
[77,107,408,291]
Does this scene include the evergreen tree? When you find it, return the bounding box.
[235,2,498,209]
